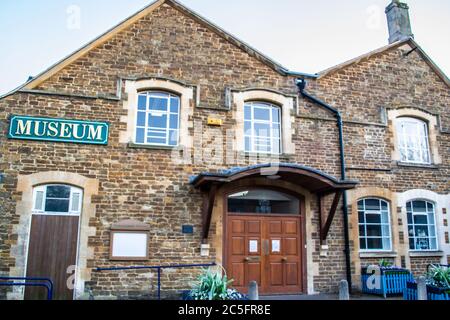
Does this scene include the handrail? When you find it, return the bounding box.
[95,262,216,300]
[0,277,54,300]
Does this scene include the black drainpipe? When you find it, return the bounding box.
[295,78,352,293]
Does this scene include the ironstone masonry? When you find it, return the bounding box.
[0,0,449,300]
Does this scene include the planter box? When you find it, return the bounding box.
[403,281,450,301]
[361,267,414,298]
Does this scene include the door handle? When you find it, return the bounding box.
[244,257,260,262]
[281,257,288,262]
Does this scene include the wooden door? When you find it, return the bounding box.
[25,215,79,300]
[226,215,303,295]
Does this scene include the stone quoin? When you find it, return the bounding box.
[0,0,448,300]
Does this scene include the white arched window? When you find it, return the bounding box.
[358,198,392,251]
[135,91,180,147]
[396,117,431,164]
[244,101,282,154]
[407,200,438,251]
[33,184,83,215]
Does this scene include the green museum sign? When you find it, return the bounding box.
[8,115,109,145]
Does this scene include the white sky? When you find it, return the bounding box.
[1,0,449,95]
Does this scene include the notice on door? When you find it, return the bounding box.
[272,240,281,253]
[249,240,258,253]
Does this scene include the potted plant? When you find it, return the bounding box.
[184,266,247,300]
[425,264,450,299]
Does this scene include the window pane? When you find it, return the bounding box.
[413,201,427,212]
[34,191,44,211]
[367,238,382,250]
[366,225,382,237]
[413,214,428,225]
[428,211,435,225]
[245,137,251,152]
[382,237,391,250]
[228,189,299,214]
[365,199,380,211]
[359,225,366,237]
[244,121,252,135]
[381,211,389,224]
[46,185,70,199]
[244,105,251,120]
[137,112,146,127]
[148,113,167,128]
[430,238,437,250]
[358,201,364,211]
[170,97,179,113]
[415,225,429,237]
[407,212,413,225]
[138,95,147,111]
[148,137,166,144]
[149,97,168,111]
[254,123,270,137]
[382,225,390,238]
[360,238,367,250]
[409,238,415,250]
[358,211,365,223]
[169,114,179,129]
[71,192,80,212]
[272,108,280,123]
[136,128,145,143]
[415,238,430,250]
[45,199,70,213]
[366,214,381,224]
[254,107,270,121]
[169,130,178,146]
[271,139,280,154]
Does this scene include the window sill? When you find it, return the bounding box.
[238,151,295,161]
[409,251,444,258]
[359,251,397,258]
[396,162,439,170]
[128,142,179,150]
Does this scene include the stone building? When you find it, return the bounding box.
[0,0,448,299]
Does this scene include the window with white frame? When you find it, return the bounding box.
[396,117,431,164]
[33,185,83,215]
[135,91,180,147]
[244,101,281,154]
[407,200,438,251]
[358,198,392,251]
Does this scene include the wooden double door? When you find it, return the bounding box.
[226,215,303,295]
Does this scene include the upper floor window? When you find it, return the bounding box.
[135,91,180,147]
[33,184,83,215]
[244,102,281,154]
[396,117,430,164]
[407,200,438,251]
[358,198,392,251]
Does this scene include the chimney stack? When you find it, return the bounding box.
[385,0,414,44]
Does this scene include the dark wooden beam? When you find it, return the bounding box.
[320,190,343,243]
[201,184,218,241]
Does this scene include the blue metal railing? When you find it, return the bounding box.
[361,267,414,298]
[95,262,216,300]
[0,277,54,300]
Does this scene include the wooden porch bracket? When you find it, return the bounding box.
[318,190,343,244]
[201,183,218,241]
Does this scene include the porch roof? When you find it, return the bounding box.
[190,164,358,242]
[190,163,358,194]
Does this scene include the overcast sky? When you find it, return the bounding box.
[1,0,449,95]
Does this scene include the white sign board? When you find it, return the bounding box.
[249,240,258,253]
[111,232,148,259]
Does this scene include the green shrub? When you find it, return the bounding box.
[427,264,450,289]
[189,266,246,300]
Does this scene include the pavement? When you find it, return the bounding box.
[259,293,402,300]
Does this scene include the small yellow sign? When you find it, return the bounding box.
[207,118,223,126]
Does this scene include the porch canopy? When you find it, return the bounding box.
[190,163,358,242]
